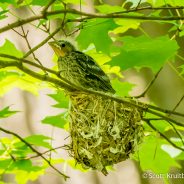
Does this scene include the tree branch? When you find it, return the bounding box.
[2,7,184,33]
[0,57,183,128]
[113,6,184,14]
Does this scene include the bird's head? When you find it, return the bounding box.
[49,40,76,57]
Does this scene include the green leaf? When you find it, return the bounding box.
[151,120,172,133]
[8,160,45,184]
[102,65,123,78]
[176,151,184,160]
[147,0,184,6]
[127,0,184,7]
[0,159,12,170]
[48,90,69,109]
[63,0,85,4]
[76,19,117,54]
[15,169,44,184]
[85,48,111,65]
[11,160,33,171]
[113,18,141,34]
[161,144,182,158]
[31,0,84,6]
[95,4,124,13]
[0,70,46,96]
[180,65,184,75]
[139,135,180,174]
[42,112,68,129]
[24,135,52,149]
[31,0,50,6]
[0,106,18,119]
[126,0,145,7]
[66,159,88,172]
[0,10,8,20]
[111,79,135,96]
[110,36,179,72]
[0,39,23,58]
[144,113,172,133]
[0,0,15,4]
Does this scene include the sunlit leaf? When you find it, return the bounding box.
[95,4,124,13]
[161,144,182,158]
[113,19,141,34]
[66,159,89,172]
[102,65,123,78]
[147,0,184,6]
[15,169,44,184]
[0,39,23,58]
[0,70,46,96]
[85,48,111,65]
[0,159,12,170]
[0,0,16,4]
[64,0,85,4]
[31,0,50,6]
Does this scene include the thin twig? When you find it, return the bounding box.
[167,121,184,146]
[42,0,57,17]
[135,67,163,98]
[143,116,184,144]
[1,143,16,161]
[135,0,142,10]
[0,126,69,180]
[27,145,66,159]
[144,119,184,152]
[146,108,184,127]
[146,103,184,117]
[167,95,184,145]
[20,26,45,68]
[12,26,48,74]
[23,26,62,58]
[172,95,184,113]
[0,54,56,75]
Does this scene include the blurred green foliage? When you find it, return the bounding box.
[0,0,184,183]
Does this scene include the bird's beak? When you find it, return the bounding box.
[48,41,65,57]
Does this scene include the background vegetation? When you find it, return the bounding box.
[0,0,184,183]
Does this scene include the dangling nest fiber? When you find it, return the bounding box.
[67,92,144,174]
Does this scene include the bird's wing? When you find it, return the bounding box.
[72,51,115,93]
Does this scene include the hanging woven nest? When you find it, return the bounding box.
[67,92,144,175]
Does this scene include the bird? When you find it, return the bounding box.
[48,40,115,94]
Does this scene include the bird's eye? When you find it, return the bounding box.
[61,43,65,47]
